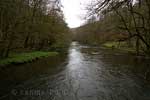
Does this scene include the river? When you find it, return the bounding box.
[1,42,150,100]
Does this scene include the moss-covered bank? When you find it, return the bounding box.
[102,42,137,53]
[0,51,59,66]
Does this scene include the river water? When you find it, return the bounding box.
[1,42,150,100]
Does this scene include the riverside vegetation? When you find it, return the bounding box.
[74,0,150,56]
[0,0,71,66]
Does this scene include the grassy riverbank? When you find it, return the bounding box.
[103,42,137,53]
[0,51,59,66]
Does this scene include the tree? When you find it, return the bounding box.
[86,0,150,55]
[0,0,71,58]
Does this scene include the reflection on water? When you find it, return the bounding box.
[1,42,150,100]
[67,45,83,69]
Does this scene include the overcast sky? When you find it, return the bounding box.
[61,0,92,28]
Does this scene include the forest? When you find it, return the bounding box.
[0,0,71,65]
[74,0,150,56]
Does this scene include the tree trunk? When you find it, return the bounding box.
[24,33,30,48]
[136,37,140,55]
[4,39,13,58]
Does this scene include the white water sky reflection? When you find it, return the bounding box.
[67,42,84,71]
[65,42,104,99]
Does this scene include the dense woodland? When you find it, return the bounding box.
[74,0,150,56]
[0,0,71,59]
[0,0,150,59]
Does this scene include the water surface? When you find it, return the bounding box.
[1,42,150,100]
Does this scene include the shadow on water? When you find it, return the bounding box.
[0,54,67,99]
[1,41,150,100]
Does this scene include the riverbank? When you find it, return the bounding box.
[0,52,66,99]
[0,51,59,67]
[102,41,138,54]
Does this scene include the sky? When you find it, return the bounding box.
[61,0,92,28]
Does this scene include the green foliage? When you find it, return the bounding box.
[103,42,136,53]
[75,0,150,56]
[74,15,126,45]
[103,42,120,48]
[0,51,58,66]
[84,0,150,55]
[0,0,71,58]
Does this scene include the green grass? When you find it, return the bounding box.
[103,41,136,52]
[0,51,59,66]
[103,42,119,48]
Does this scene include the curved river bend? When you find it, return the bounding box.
[3,42,150,100]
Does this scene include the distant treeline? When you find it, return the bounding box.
[74,0,150,55]
[0,0,71,58]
